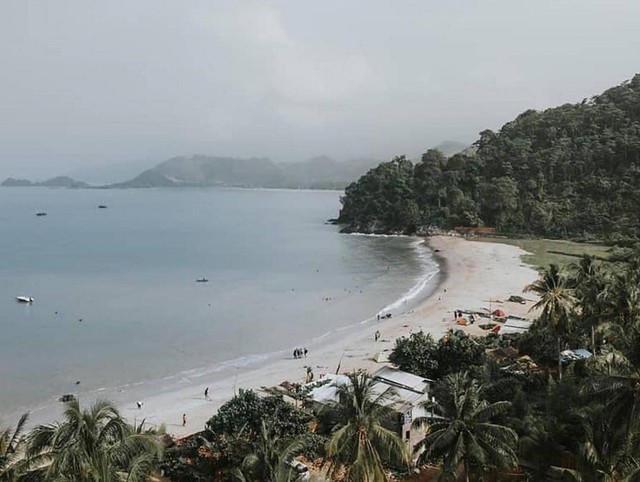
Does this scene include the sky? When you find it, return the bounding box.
[0,1,639,180]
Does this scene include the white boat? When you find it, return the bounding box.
[16,296,34,303]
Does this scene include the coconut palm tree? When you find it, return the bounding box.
[233,419,307,482]
[26,399,162,482]
[413,372,518,482]
[525,263,576,379]
[324,371,409,482]
[574,402,640,482]
[588,351,640,447]
[0,413,29,482]
[569,255,608,355]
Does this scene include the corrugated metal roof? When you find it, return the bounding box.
[504,319,533,329]
[373,366,432,394]
[498,326,528,335]
[308,368,432,408]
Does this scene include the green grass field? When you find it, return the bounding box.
[474,237,612,271]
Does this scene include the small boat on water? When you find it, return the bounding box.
[16,296,34,303]
[36,212,47,216]
[196,277,209,283]
[98,205,108,209]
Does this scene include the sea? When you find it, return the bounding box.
[0,187,439,417]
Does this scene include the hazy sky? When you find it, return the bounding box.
[1,1,639,179]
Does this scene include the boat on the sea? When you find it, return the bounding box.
[16,296,34,303]
[196,277,209,283]
[36,212,47,216]
[98,205,108,209]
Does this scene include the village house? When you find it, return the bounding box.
[308,366,436,452]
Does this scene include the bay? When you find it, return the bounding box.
[0,187,437,414]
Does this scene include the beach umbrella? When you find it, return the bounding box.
[492,308,507,318]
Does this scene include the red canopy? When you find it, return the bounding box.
[492,308,507,317]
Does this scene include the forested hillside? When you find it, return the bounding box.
[337,75,640,241]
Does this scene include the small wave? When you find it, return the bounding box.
[374,239,440,315]
[346,232,413,238]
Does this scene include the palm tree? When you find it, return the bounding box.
[324,371,409,482]
[413,372,518,482]
[569,255,607,355]
[525,263,576,379]
[0,413,29,482]
[602,270,640,329]
[574,402,640,482]
[233,420,307,482]
[588,351,640,449]
[26,399,162,482]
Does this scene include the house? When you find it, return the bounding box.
[308,367,437,451]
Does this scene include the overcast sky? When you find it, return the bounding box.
[1,0,639,180]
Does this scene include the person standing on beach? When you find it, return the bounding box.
[204,387,209,400]
[182,413,187,427]
[304,348,308,358]
[375,330,380,342]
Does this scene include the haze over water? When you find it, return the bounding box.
[0,188,437,415]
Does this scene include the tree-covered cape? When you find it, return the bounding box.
[337,75,640,241]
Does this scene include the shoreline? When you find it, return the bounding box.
[6,236,538,439]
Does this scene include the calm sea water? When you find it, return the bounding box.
[0,188,437,414]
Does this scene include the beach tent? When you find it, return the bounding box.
[492,309,507,318]
[373,351,389,363]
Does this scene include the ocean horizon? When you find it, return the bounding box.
[0,187,439,418]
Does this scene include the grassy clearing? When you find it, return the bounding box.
[473,237,612,271]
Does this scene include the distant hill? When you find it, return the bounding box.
[1,176,89,188]
[337,74,640,240]
[67,159,156,185]
[110,155,382,190]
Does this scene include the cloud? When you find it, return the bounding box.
[199,4,380,121]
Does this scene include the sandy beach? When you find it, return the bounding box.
[14,236,539,437]
[114,235,538,437]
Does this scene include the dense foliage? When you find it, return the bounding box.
[389,329,485,379]
[206,389,311,440]
[338,75,640,240]
[163,390,316,482]
[388,252,640,480]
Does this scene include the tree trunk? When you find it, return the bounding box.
[465,461,470,482]
[557,336,562,380]
[592,325,596,356]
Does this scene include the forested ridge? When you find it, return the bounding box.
[337,75,640,241]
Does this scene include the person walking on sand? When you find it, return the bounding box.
[375,330,380,342]
[304,347,308,358]
[182,413,187,427]
[204,387,209,400]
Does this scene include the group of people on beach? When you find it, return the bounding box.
[293,347,308,359]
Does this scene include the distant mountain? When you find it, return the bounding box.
[38,176,90,188]
[67,159,157,185]
[1,176,89,188]
[110,155,382,190]
[1,178,33,187]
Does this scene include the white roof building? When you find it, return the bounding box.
[308,367,437,450]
